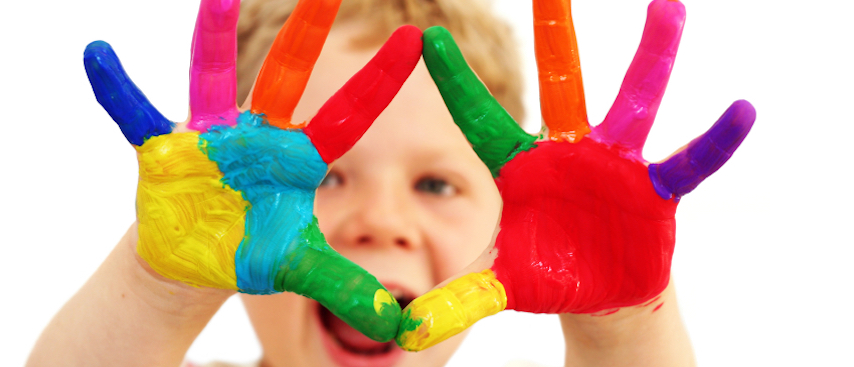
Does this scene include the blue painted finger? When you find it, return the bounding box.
[649,100,755,201]
[84,41,173,146]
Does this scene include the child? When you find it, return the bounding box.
[28,0,530,366]
[26,0,752,366]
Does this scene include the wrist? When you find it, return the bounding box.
[119,222,235,318]
[558,281,695,367]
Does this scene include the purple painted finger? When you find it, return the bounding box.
[304,25,423,164]
[649,100,755,201]
[187,0,240,132]
[593,0,686,157]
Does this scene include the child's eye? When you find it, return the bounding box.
[320,171,344,188]
[415,177,457,197]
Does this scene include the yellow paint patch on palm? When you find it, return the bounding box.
[396,269,507,351]
[135,133,248,290]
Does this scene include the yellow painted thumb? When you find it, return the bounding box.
[396,269,507,351]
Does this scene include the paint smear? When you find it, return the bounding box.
[199,111,399,341]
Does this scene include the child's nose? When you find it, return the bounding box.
[339,190,422,251]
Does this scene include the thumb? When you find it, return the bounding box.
[395,249,507,351]
[276,218,401,342]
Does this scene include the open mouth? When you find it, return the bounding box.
[317,289,415,367]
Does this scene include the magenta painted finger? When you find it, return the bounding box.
[304,25,423,163]
[593,0,686,157]
[649,100,755,201]
[187,0,240,132]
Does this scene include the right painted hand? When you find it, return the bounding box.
[397,0,755,351]
[83,0,422,342]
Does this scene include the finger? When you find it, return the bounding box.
[396,270,507,351]
[593,0,686,155]
[84,41,173,146]
[275,219,401,342]
[534,0,590,142]
[303,25,423,164]
[648,100,755,201]
[422,26,536,178]
[188,0,241,132]
[250,0,342,129]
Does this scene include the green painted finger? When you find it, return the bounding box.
[275,218,401,342]
[422,26,536,177]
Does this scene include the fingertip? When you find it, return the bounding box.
[709,99,756,154]
[649,0,686,20]
[395,270,507,351]
[643,0,686,53]
[729,99,757,128]
[371,289,403,342]
[423,25,451,42]
[83,40,172,145]
[84,40,112,55]
[84,40,118,70]
[374,25,423,82]
[198,0,240,28]
[423,26,462,68]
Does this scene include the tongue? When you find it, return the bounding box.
[328,313,390,353]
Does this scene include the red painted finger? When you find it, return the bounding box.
[188,0,241,132]
[534,0,590,142]
[251,0,342,129]
[304,25,423,164]
[593,0,686,157]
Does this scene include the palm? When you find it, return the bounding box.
[494,138,676,313]
[84,0,422,342]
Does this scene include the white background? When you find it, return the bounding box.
[2,0,853,366]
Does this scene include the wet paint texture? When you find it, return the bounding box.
[251,0,343,128]
[136,132,246,289]
[84,41,173,145]
[406,0,755,351]
[188,0,241,131]
[648,100,755,201]
[587,0,685,159]
[492,139,676,313]
[422,27,536,177]
[396,270,506,351]
[200,112,401,339]
[84,0,423,343]
[200,111,328,293]
[534,0,590,142]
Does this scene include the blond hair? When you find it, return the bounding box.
[236,0,525,122]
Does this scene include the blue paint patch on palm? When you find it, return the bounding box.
[201,112,328,294]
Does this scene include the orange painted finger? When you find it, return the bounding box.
[250,0,342,128]
[534,0,590,142]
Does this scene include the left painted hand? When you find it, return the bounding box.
[84,0,422,342]
[396,0,755,351]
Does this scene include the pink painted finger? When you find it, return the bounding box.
[593,0,686,158]
[187,0,241,132]
[304,25,423,164]
[251,0,342,129]
[534,0,591,142]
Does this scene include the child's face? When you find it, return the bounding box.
[240,23,503,367]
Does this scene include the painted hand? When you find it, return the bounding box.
[396,0,755,350]
[83,0,422,342]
